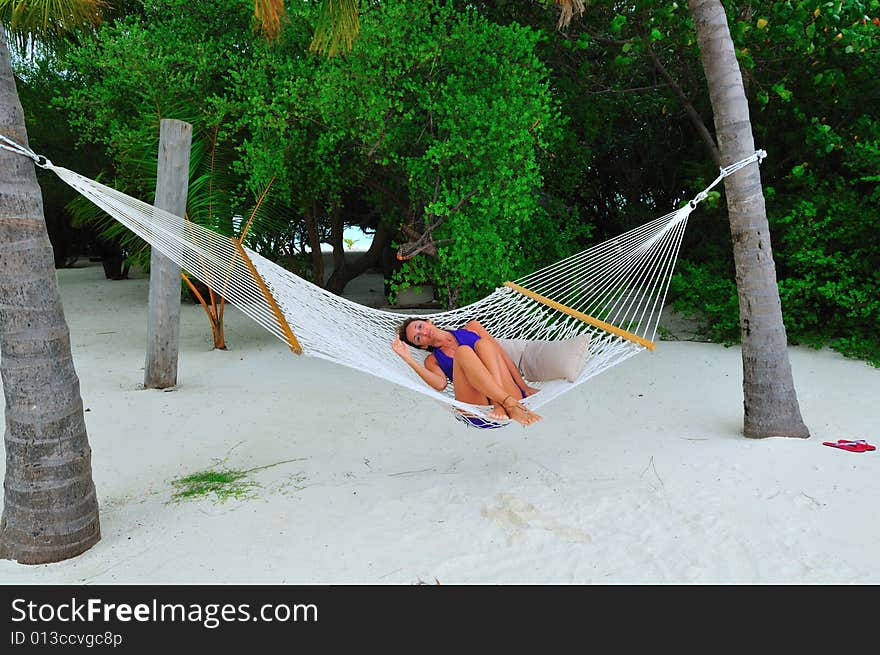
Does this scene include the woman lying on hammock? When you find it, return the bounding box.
[391,317,542,426]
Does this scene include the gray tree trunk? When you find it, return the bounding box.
[144,119,191,389]
[688,0,810,438]
[0,25,101,563]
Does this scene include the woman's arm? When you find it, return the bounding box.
[391,338,448,391]
[464,319,533,390]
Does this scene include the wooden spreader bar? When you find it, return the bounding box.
[504,281,656,351]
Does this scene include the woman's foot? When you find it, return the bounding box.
[488,404,510,421]
[523,385,541,397]
[501,396,542,426]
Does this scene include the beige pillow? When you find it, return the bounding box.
[497,334,592,382]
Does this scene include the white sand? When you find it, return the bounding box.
[1,262,878,584]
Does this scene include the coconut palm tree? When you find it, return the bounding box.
[546,0,809,438]
[0,0,290,564]
[0,6,103,563]
[687,0,809,439]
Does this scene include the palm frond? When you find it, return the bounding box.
[309,0,359,58]
[554,0,587,30]
[252,0,286,39]
[0,0,104,52]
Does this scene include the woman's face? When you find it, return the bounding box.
[405,319,435,348]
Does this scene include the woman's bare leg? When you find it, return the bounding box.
[452,347,541,426]
[484,338,540,396]
[473,339,523,418]
[463,320,540,396]
[450,354,492,405]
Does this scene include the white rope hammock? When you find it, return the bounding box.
[0,135,765,428]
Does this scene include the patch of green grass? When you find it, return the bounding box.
[169,468,259,504]
[167,457,308,504]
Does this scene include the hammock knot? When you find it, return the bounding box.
[33,154,53,169]
[691,190,708,206]
[0,134,52,168]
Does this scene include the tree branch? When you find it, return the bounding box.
[645,41,721,165]
[397,188,478,261]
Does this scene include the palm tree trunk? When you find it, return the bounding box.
[0,25,101,563]
[688,0,809,438]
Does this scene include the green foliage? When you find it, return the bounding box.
[16,0,880,365]
[571,0,880,364]
[772,143,880,365]
[56,0,249,175]
[741,0,880,364]
[668,260,740,345]
[376,3,571,304]
[50,0,574,306]
[51,0,308,270]
[227,0,575,305]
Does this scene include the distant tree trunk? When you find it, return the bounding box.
[0,25,101,563]
[328,205,348,286]
[144,119,191,389]
[688,0,809,438]
[305,202,324,287]
[325,220,392,296]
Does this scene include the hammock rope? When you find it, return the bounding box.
[0,135,765,427]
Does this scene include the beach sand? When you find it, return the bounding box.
[1,262,878,584]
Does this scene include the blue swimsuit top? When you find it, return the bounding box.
[432,329,481,381]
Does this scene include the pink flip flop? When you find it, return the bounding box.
[822,439,876,453]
